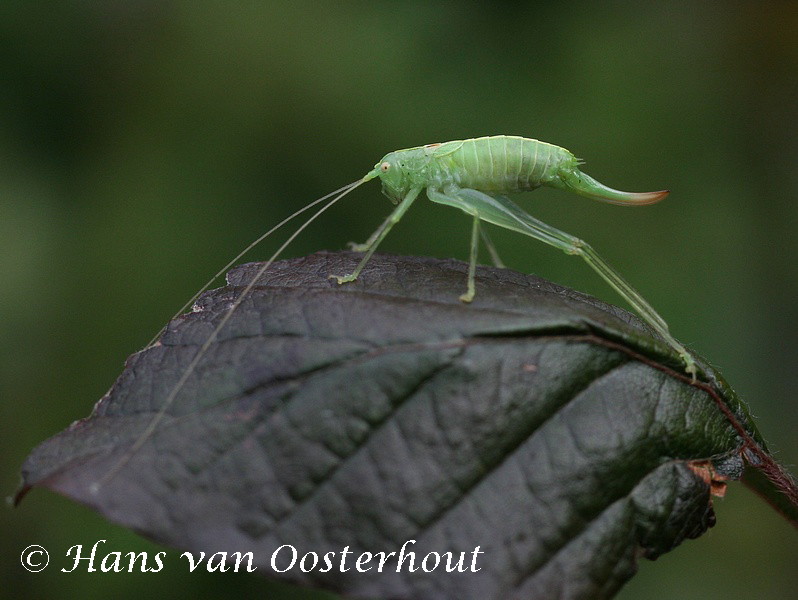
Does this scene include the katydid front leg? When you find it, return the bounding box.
[347,222,384,253]
[330,187,422,285]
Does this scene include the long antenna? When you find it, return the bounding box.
[92,174,375,493]
[143,180,368,349]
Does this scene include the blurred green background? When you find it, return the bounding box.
[3,1,797,598]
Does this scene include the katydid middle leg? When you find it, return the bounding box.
[480,227,506,268]
[460,212,481,303]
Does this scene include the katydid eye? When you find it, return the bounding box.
[380,162,391,172]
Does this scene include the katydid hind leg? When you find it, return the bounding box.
[435,187,697,378]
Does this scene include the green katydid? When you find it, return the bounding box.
[334,136,694,378]
[96,135,695,490]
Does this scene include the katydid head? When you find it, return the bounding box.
[370,152,407,204]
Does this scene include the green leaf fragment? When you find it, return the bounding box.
[16,251,797,600]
